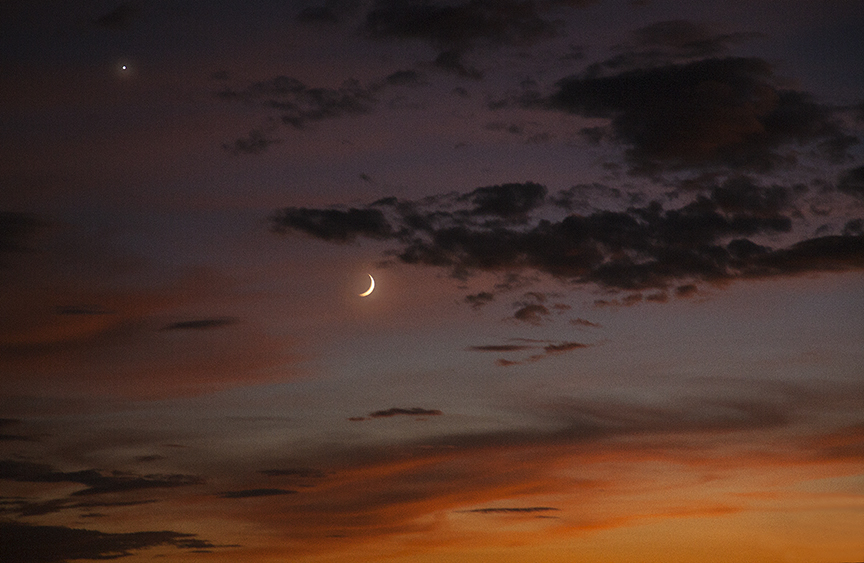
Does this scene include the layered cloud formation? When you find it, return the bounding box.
[271,177,863,299]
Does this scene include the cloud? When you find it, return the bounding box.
[218,489,297,499]
[465,291,495,309]
[161,317,238,331]
[368,407,443,418]
[512,304,549,325]
[0,418,35,442]
[0,459,203,496]
[1,498,158,518]
[197,379,864,551]
[271,177,864,295]
[459,182,547,219]
[297,6,340,23]
[271,207,393,242]
[92,2,140,30]
[364,0,558,50]
[598,20,764,70]
[543,341,587,353]
[259,468,328,479]
[134,455,166,463]
[461,506,559,514]
[0,521,217,563]
[0,212,45,265]
[217,77,377,150]
[570,318,600,328]
[468,344,534,352]
[223,128,282,155]
[540,57,849,173]
[837,165,864,199]
[469,339,590,365]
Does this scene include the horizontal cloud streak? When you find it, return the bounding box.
[271,179,864,296]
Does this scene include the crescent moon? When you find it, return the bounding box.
[359,274,375,297]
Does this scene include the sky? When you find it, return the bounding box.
[1,1,863,562]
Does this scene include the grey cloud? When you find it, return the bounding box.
[161,317,238,331]
[468,344,534,352]
[365,0,558,50]
[465,291,494,309]
[272,178,864,296]
[218,76,376,152]
[218,488,296,499]
[569,317,600,327]
[0,521,217,563]
[368,407,443,418]
[260,468,328,479]
[0,418,35,442]
[0,212,45,262]
[270,207,393,242]
[541,57,849,173]
[0,459,203,496]
[92,2,140,30]
[513,304,549,325]
[462,506,558,514]
[458,182,547,219]
[837,165,864,199]
[223,128,282,155]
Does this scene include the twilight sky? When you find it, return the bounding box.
[1,1,863,562]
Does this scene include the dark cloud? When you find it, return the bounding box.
[270,207,392,242]
[134,455,166,463]
[218,488,296,499]
[543,341,587,353]
[468,344,534,352]
[842,219,863,236]
[92,2,140,30]
[368,407,443,418]
[0,212,45,263]
[0,521,216,563]
[433,50,483,79]
[462,506,558,514]
[0,418,34,442]
[297,6,340,23]
[384,69,423,86]
[512,304,549,325]
[218,77,376,149]
[837,165,864,199]
[0,459,203,496]
[625,20,763,63]
[365,0,558,50]
[1,498,157,518]
[465,291,494,309]
[54,305,113,315]
[550,183,623,211]
[259,468,328,479]
[272,178,864,295]
[541,57,848,172]
[459,182,547,218]
[569,317,600,327]
[161,317,238,331]
[471,339,590,365]
[675,283,698,297]
[223,128,282,155]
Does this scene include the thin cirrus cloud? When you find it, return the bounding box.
[170,378,863,551]
[2,380,861,556]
